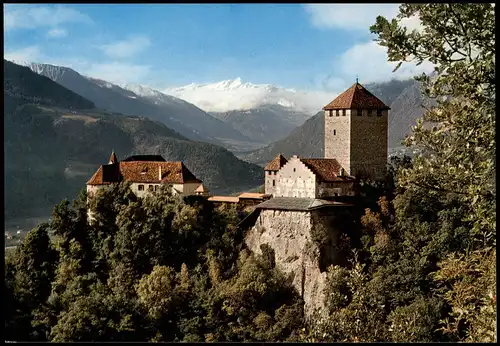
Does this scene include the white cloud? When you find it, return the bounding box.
[335,40,434,84]
[304,4,422,33]
[304,4,399,31]
[98,36,151,59]
[85,62,152,85]
[4,46,43,63]
[46,27,68,38]
[4,4,92,31]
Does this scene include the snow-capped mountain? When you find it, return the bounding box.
[164,77,335,115]
[15,61,254,148]
[122,84,194,107]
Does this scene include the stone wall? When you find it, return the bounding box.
[244,208,342,320]
[350,109,388,179]
[276,157,317,198]
[178,182,199,195]
[324,108,388,180]
[317,181,355,198]
[130,182,162,198]
[324,109,351,172]
[264,170,278,196]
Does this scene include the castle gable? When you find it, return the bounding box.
[264,154,288,171]
[275,156,317,198]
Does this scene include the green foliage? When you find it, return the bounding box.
[371,3,496,244]
[5,182,303,342]
[310,4,496,343]
[387,295,444,342]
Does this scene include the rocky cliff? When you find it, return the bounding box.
[244,207,350,320]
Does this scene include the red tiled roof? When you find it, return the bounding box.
[87,161,201,185]
[264,154,288,171]
[323,83,390,110]
[87,163,121,185]
[300,158,354,183]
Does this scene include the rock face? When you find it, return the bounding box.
[244,208,344,320]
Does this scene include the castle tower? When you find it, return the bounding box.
[323,82,389,180]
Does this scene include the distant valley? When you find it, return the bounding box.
[4,60,262,222]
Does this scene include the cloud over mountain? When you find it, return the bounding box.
[164,77,336,114]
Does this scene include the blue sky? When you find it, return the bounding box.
[4,4,430,92]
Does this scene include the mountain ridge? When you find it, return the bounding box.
[15,61,254,149]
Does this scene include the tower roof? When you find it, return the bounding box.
[323,82,390,110]
[264,154,288,171]
[108,151,118,164]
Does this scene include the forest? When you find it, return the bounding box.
[4,3,495,342]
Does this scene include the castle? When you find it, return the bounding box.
[243,81,389,320]
[86,81,389,319]
[87,153,207,199]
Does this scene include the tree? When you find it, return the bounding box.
[370,3,495,244]
[6,223,59,341]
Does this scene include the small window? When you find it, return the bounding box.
[342,109,346,116]
[272,180,275,187]
[293,168,296,172]
[377,109,383,117]
[148,185,154,191]
[335,110,340,116]
[357,109,363,116]
[329,110,333,117]
[154,185,158,191]
[138,185,144,191]
[334,129,336,135]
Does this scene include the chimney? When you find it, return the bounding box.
[159,165,162,181]
[339,167,345,176]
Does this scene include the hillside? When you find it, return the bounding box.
[240,111,324,165]
[20,62,253,148]
[240,79,426,165]
[4,61,263,221]
[210,104,310,145]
